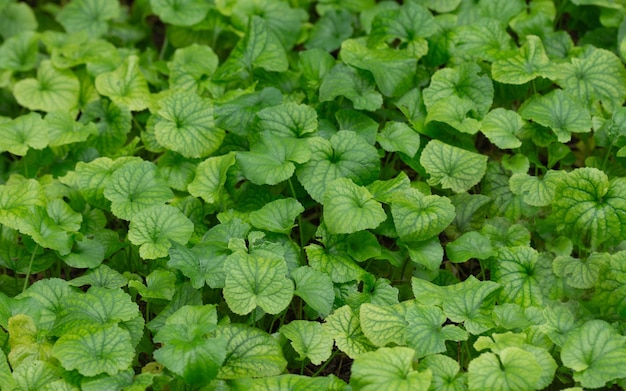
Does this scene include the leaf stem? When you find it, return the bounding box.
[288,177,306,252]
[311,350,339,377]
[22,244,39,293]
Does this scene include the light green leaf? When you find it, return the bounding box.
[468,347,541,391]
[359,303,407,347]
[52,286,140,336]
[296,131,380,203]
[46,111,97,147]
[223,252,294,315]
[13,60,79,113]
[402,237,443,271]
[509,170,564,207]
[74,157,135,210]
[153,305,225,385]
[552,167,626,248]
[250,374,345,390]
[323,178,386,235]
[19,278,74,332]
[104,159,174,220]
[347,230,382,262]
[492,35,558,84]
[256,102,318,139]
[324,305,375,359]
[377,121,420,157]
[168,241,229,289]
[423,62,494,117]
[187,153,236,206]
[95,55,150,111]
[154,92,224,159]
[366,172,411,204]
[340,39,417,97]
[305,9,353,52]
[446,231,495,263]
[441,276,500,335]
[405,304,468,357]
[561,320,626,389]
[454,19,514,62]
[215,16,288,81]
[19,206,73,255]
[0,112,48,156]
[129,269,176,301]
[150,0,211,26]
[391,188,455,242]
[128,204,194,259]
[56,0,119,37]
[482,163,529,221]
[52,324,133,376]
[82,99,132,155]
[418,354,467,391]
[12,360,60,391]
[553,253,608,290]
[594,251,626,319]
[556,47,626,112]
[216,324,287,379]
[336,108,378,145]
[238,134,310,185]
[214,87,282,136]
[351,347,432,391]
[425,95,481,135]
[0,3,37,39]
[369,1,437,46]
[0,350,15,391]
[420,140,488,193]
[157,151,197,191]
[63,237,106,269]
[168,44,219,92]
[319,63,383,111]
[280,320,333,365]
[519,89,592,143]
[480,108,525,149]
[291,266,334,317]
[69,264,128,289]
[494,247,545,307]
[249,198,304,234]
[0,31,39,71]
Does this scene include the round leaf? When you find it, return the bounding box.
[323,178,386,234]
[13,60,79,113]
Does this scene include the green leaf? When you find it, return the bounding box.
[256,102,318,139]
[454,19,514,62]
[0,350,15,391]
[418,354,466,391]
[168,44,219,92]
[492,35,558,84]
[214,87,282,136]
[324,305,375,359]
[305,9,353,52]
[19,206,73,255]
[52,286,141,336]
[423,62,494,117]
[129,269,176,301]
[12,360,61,391]
[153,305,225,385]
[494,246,545,307]
[552,167,626,248]
[441,276,500,335]
[280,320,333,365]
[359,302,407,347]
[69,264,128,289]
[340,39,417,97]
[425,95,481,135]
[336,108,378,145]
[168,241,228,289]
[103,159,174,220]
[0,3,38,39]
[46,111,97,147]
[128,204,194,259]
[319,63,383,111]
[0,31,39,71]
[561,320,626,389]
[556,47,626,112]
[291,266,334,317]
[480,108,525,149]
[13,60,80,113]
[215,16,288,81]
[56,0,119,37]
[377,121,420,157]
[446,231,495,263]
[509,170,564,207]
[347,230,381,262]
[468,347,542,391]
[351,347,432,390]
[323,178,386,235]
[405,304,468,357]
[82,99,132,155]
[402,237,443,271]
[391,188,455,242]
[94,55,150,111]
[52,324,133,376]
[19,278,74,332]
[63,237,106,269]
[237,134,310,185]
[296,131,380,202]
[553,253,607,290]
[187,152,236,206]
[0,112,48,156]
[249,198,304,234]
[216,324,287,379]
[594,250,626,319]
[250,374,345,390]
[150,0,211,26]
[420,140,488,193]
[154,92,224,158]
[223,252,294,315]
[369,1,437,46]
[519,89,592,143]
[74,157,135,210]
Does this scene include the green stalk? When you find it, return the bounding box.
[22,245,39,293]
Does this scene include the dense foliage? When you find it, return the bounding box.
[1,0,626,389]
